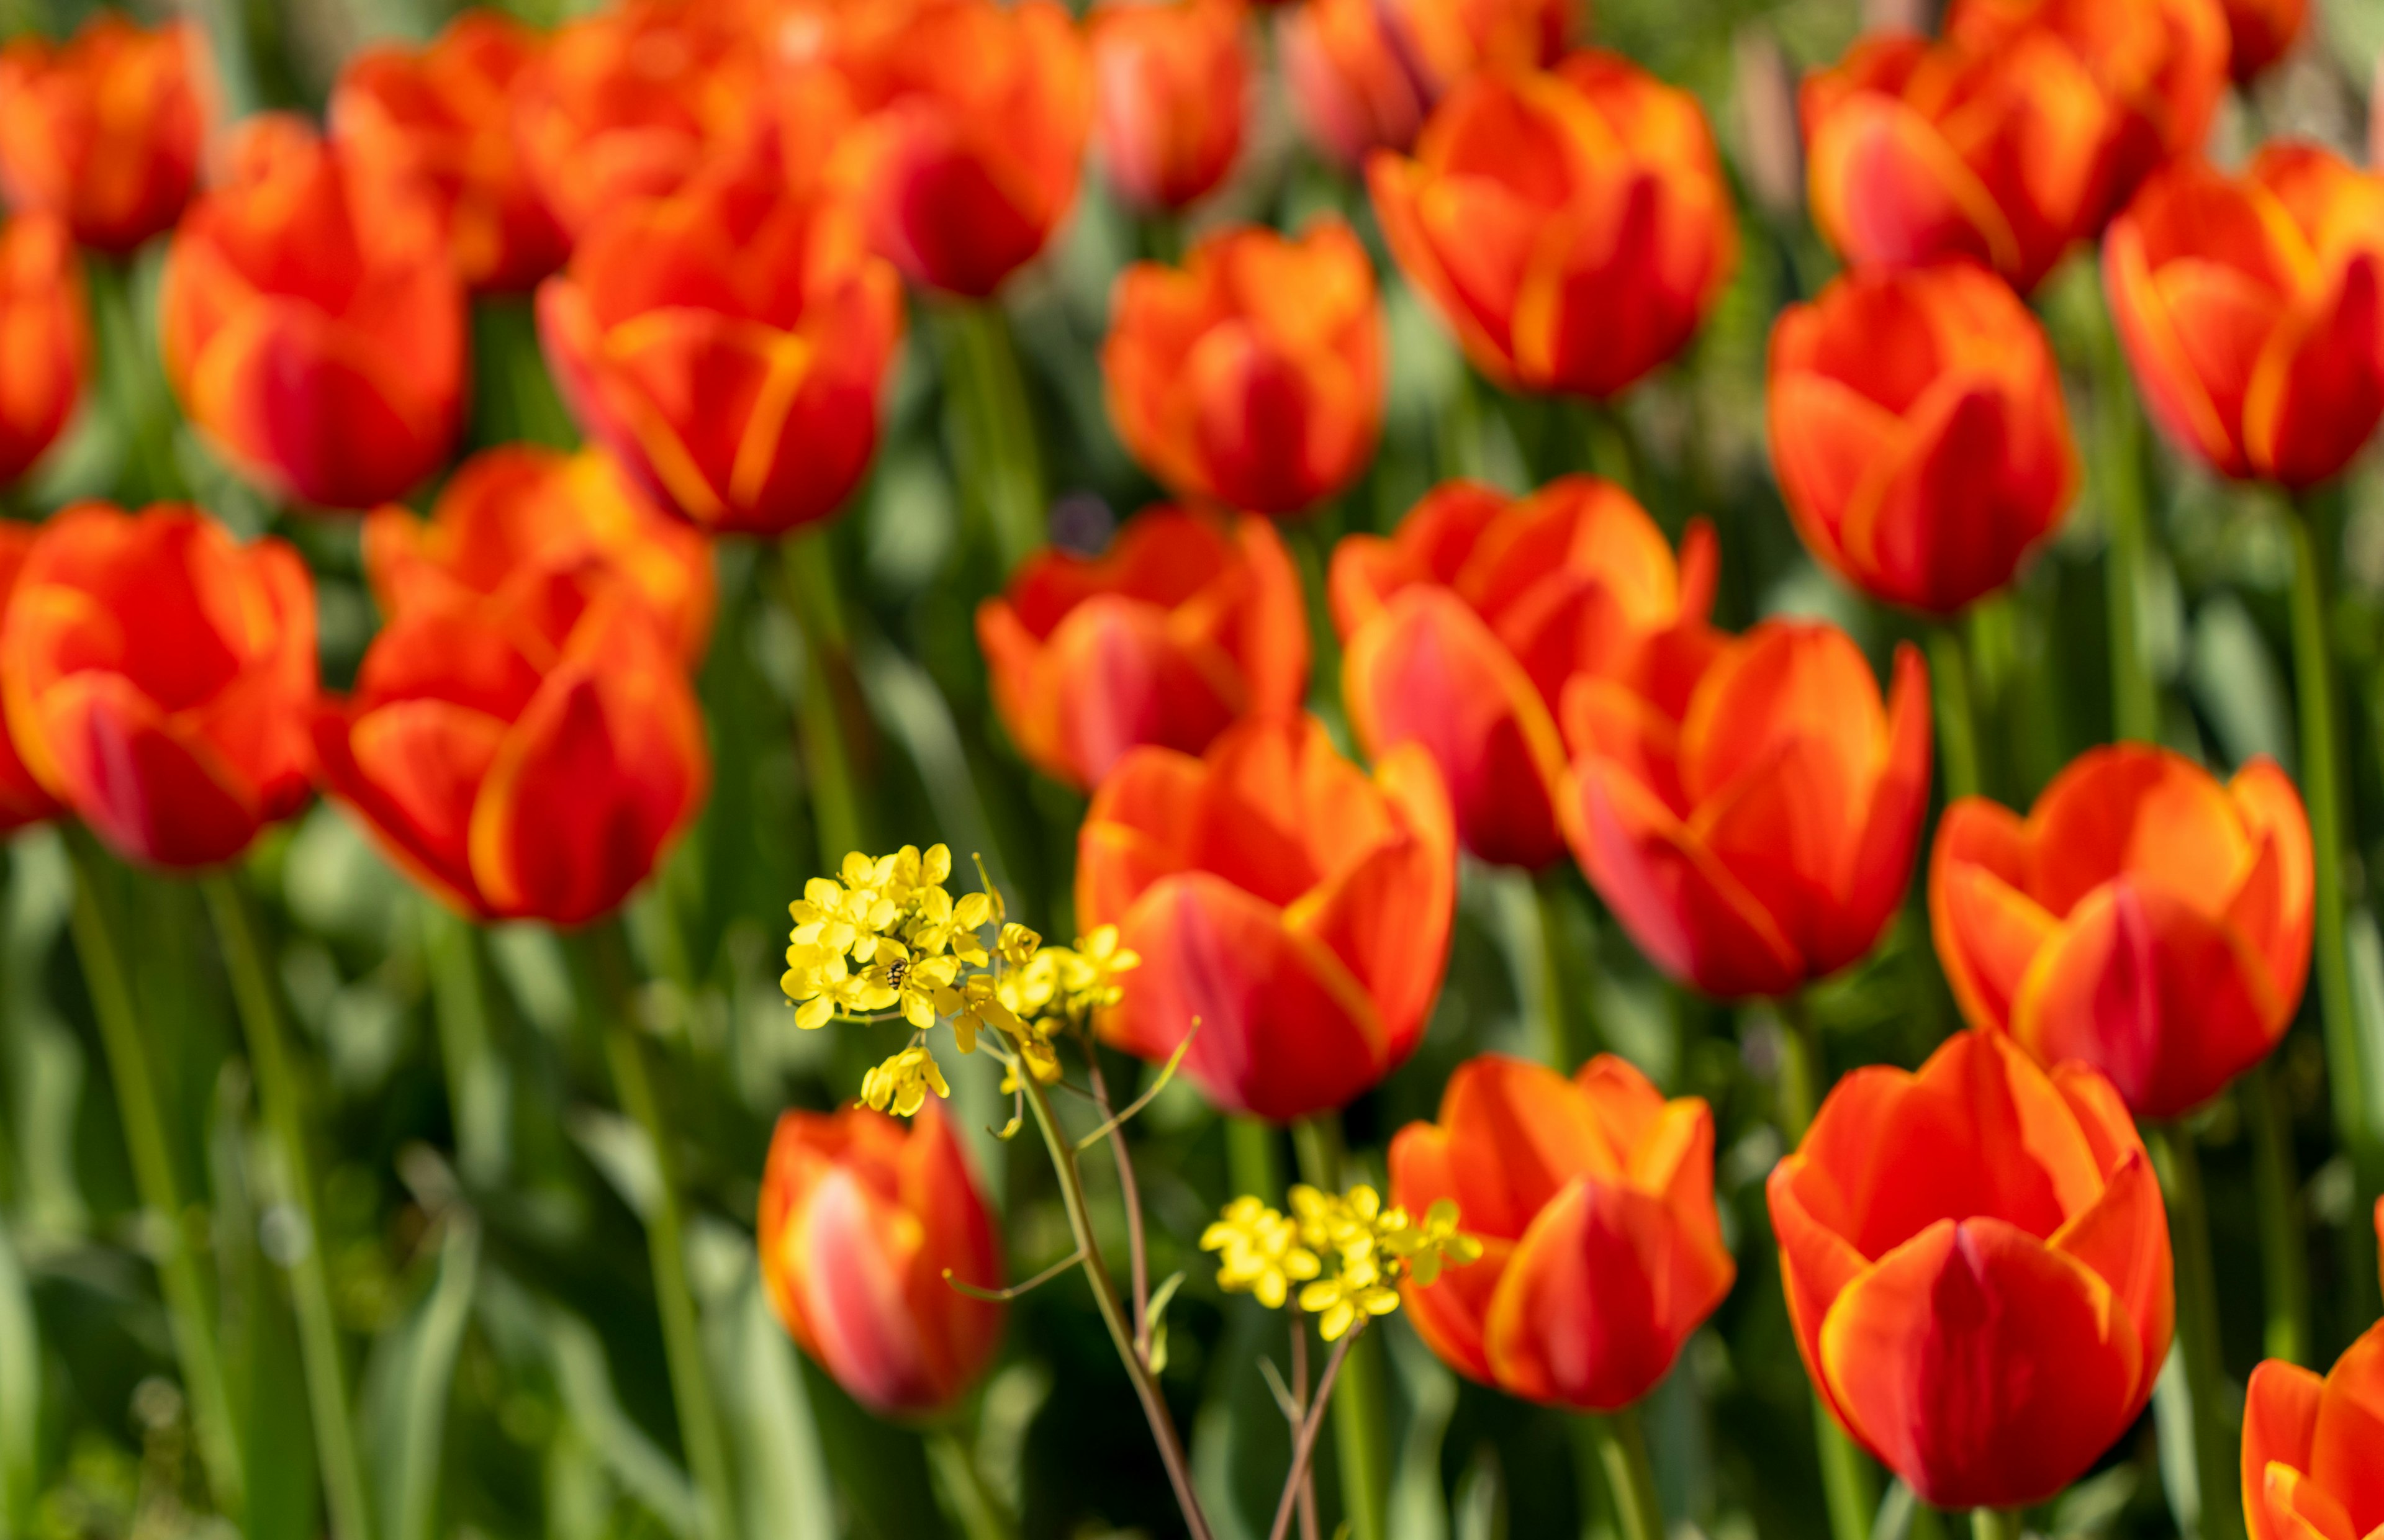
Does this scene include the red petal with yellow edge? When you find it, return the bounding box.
[790,1166,947,1415]
[1767,366,1905,574]
[2026,743,2255,919]
[1817,1217,2146,1510]
[2310,1325,2384,1538]
[1075,747,1208,925]
[2264,1466,2360,1540]
[1806,94,2017,279]
[32,670,261,868]
[1033,594,1242,790]
[1689,734,1866,965]
[1678,621,1885,811]
[2047,1147,2174,1379]
[1846,380,2043,613]
[1429,1053,1614,1240]
[2246,252,2384,491]
[1831,642,1931,975]
[1765,1155,1874,1434]
[2226,759,2314,1017]
[2102,194,2267,478]
[323,697,506,914]
[1573,1054,1667,1163]
[1933,798,2058,1032]
[2245,1358,2327,1540]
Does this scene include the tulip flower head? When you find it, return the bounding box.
[365,444,716,666]
[1332,477,1717,869]
[0,15,207,254]
[2,504,315,869]
[1563,619,1931,999]
[1370,50,1736,399]
[2218,0,2308,81]
[538,147,905,537]
[1932,744,2312,1120]
[975,505,1309,790]
[0,212,87,487]
[1076,716,1458,1122]
[0,525,64,834]
[2104,145,2384,491]
[1279,0,1573,166]
[160,115,465,511]
[1769,259,2079,615]
[758,1101,1005,1418]
[1205,1181,1483,1342]
[1088,0,1250,212]
[330,11,571,294]
[1769,1029,2174,1508]
[1104,220,1385,517]
[2243,1205,2384,1540]
[1389,1053,1732,1410]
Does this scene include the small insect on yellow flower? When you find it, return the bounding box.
[1199,1196,1321,1309]
[859,1045,950,1117]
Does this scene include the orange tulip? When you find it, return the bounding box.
[1931,744,2311,1120]
[0,525,63,834]
[314,576,707,926]
[1389,1053,1733,1412]
[1278,0,1573,166]
[2218,0,2307,81]
[537,148,904,537]
[160,115,463,511]
[510,2,764,243]
[1,503,314,869]
[1088,0,1250,211]
[330,11,570,294]
[0,213,88,487]
[1768,259,2079,614]
[1768,1029,2174,1509]
[0,15,206,254]
[1104,221,1384,516]
[2244,1205,2384,1540]
[1561,619,1930,999]
[758,1101,1004,1418]
[1331,476,1717,870]
[1369,51,1736,399]
[975,505,1307,790]
[2103,145,2384,490]
[826,0,1091,299]
[1077,715,1456,1122]
[364,444,716,665]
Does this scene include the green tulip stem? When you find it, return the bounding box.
[1536,867,1583,1073]
[2242,1063,2311,1366]
[2097,322,2160,745]
[1583,1407,1665,1540]
[61,832,244,1518]
[2146,1122,2241,1540]
[778,531,869,870]
[926,1427,1018,1540]
[941,302,1048,573]
[1928,624,1983,804]
[1971,1509,2022,1540]
[1291,1114,1389,1540]
[422,900,507,1191]
[202,872,372,1540]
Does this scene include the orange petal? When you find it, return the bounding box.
[2309,1325,2384,1536]
[2262,1465,2360,1540]
[30,670,261,868]
[2048,1147,2175,1379]
[1430,1053,1610,1240]
[2245,251,2384,491]
[2244,1359,2327,1540]
[1931,797,2057,1032]
[2226,759,2314,1020]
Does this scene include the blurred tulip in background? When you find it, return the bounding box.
[0,14,205,254]
[2219,0,2310,79]
[1278,0,1572,165]
[1087,0,1250,212]
[0,525,62,833]
[0,213,87,485]
[2242,1209,2384,1540]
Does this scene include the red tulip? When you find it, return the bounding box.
[364,444,716,666]
[1104,220,1385,516]
[1768,259,2079,614]
[1562,619,1931,998]
[1931,744,2312,1120]
[0,15,207,253]
[312,578,708,925]
[976,505,1308,790]
[1,503,314,869]
[1769,1029,2173,1509]
[160,115,464,511]
[330,11,570,294]
[1088,0,1250,211]
[2218,0,2308,81]
[0,524,63,833]
[1077,715,1457,1122]
[758,1101,1005,1418]
[2103,145,2384,490]
[0,212,88,487]
[1278,0,1573,166]
[1369,51,1736,399]
[1332,476,1717,869]
[537,146,904,537]
[1389,1053,1733,1411]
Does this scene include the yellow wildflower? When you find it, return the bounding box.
[1201,1197,1321,1309]
[859,1045,950,1117]
[1298,1248,1401,1341]
[1383,1198,1483,1287]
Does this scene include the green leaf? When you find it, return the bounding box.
[373,1216,481,1540]
[726,1269,836,1540]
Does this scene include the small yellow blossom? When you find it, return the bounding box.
[997,922,1041,967]
[1201,1197,1321,1308]
[1383,1198,1483,1287]
[860,1045,949,1117]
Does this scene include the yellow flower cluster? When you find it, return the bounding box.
[1201,1184,1483,1341]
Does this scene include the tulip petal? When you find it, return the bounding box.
[31,670,260,867]
[2263,1466,2362,1540]
[322,697,505,915]
[2309,1326,2384,1538]
[1807,94,2020,280]
[791,1167,942,1415]
[2028,744,2257,919]
[1932,798,2058,1033]
[2226,759,2315,1017]
[2047,1147,2174,1379]
[2245,1360,2327,1540]
[2246,251,2384,490]
[1432,1054,1612,1240]
[1766,1153,1877,1433]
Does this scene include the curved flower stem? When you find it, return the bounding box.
[61,834,243,1518]
[580,924,738,1540]
[926,1427,1018,1540]
[2146,1122,2241,1540]
[1927,624,1982,804]
[1290,1115,1388,1540]
[1267,1323,1360,1540]
[1583,1408,1664,1540]
[2097,329,2160,745]
[779,533,869,868]
[1081,1047,1152,1356]
[1971,1509,2021,1540]
[2242,1063,2310,1366]
[202,873,372,1540]
[939,302,1048,573]
[1018,1071,1215,1540]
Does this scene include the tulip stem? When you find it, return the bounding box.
[1267,1322,1360,1540]
[1227,1116,1284,1204]
[61,834,244,1519]
[2145,1122,2241,1540]
[1971,1509,2021,1540]
[926,1428,1018,1540]
[2242,1063,2311,1366]
[87,258,185,508]
[1291,1115,1388,1540]
[939,302,1047,572]
[579,922,739,1540]
[2097,325,2160,745]
[1926,625,1982,803]
[201,873,372,1540]
[1535,867,1581,1073]
[1017,1069,1216,1540]
[1583,1408,1664,1540]
[779,532,870,868]
[422,900,507,1191]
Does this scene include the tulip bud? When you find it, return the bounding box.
[1370,50,1736,400]
[364,444,716,667]
[2218,0,2308,81]
[330,11,570,294]
[1104,221,1385,516]
[1078,715,1457,1122]
[1769,1030,2173,1509]
[0,16,207,254]
[537,148,904,537]
[1278,0,1572,166]
[758,1102,1004,1418]
[1089,0,1250,212]
[2104,145,2384,491]
[1332,477,1717,870]
[2,504,315,869]
[1563,619,1931,999]
[1768,259,2079,615]
[160,115,464,511]
[1390,1053,1732,1411]
[0,213,88,487]
[313,580,708,925]
[976,505,1309,790]
[1932,744,2311,1120]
